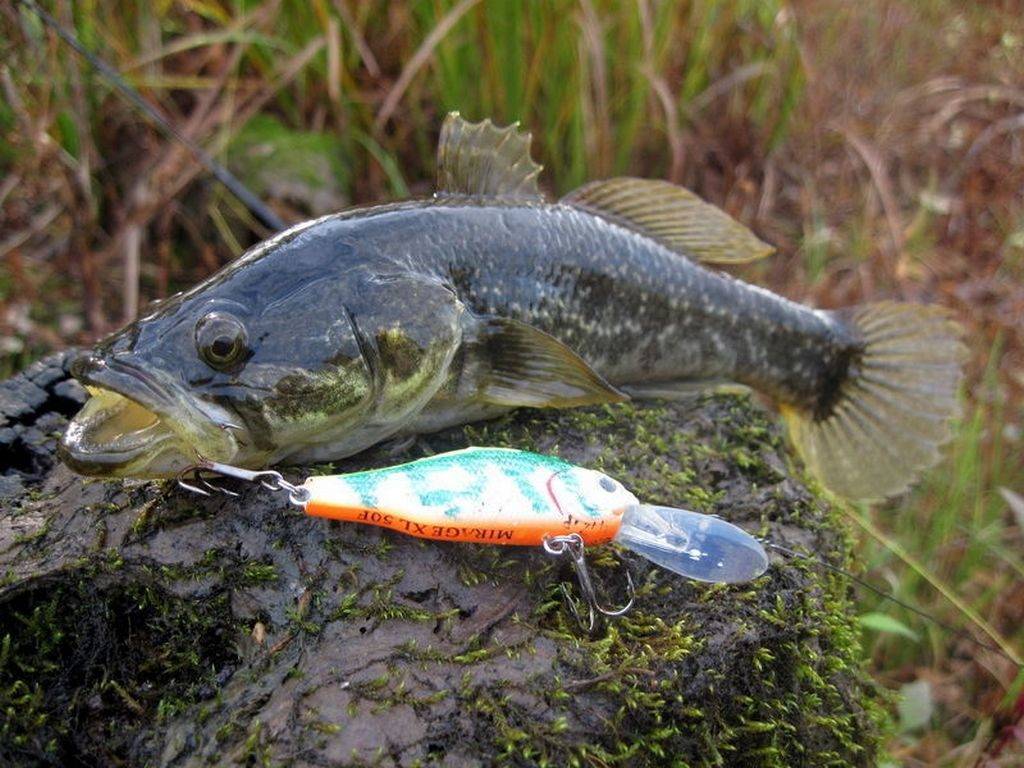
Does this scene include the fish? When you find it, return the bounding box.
[59,113,965,500]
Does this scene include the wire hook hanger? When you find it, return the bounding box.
[176,459,311,506]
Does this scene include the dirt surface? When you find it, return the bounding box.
[0,353,884,767]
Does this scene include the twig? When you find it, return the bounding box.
[0,203,62,261]
[0,174,19,208]
[333,0,381,78]
[59,0,96,217]
[638,0,685,183]
[14,0,286,232]
[109,37,252,318]
[577,0,611,177]
[231,38,327,145]
[833,123,906,278]
[375,0,482,129]
[122,220,141,324]
[565,666,656,691]
[0,66,32,139]
[757,155,778,222]
[918,82,1024,139]
[101,35,324,284]
[952,112,1024,187]
[326,15,342,106]
[688,61,770,114]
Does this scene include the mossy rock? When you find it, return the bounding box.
[0,353,888,767]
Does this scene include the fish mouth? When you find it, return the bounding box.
[59,355,239,478]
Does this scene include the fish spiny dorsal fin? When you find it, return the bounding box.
[561,177,774,264]
[436,112,544,200]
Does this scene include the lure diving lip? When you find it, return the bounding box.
[179,447,769,586]
[615,505,769,584]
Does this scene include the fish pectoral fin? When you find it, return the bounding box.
[561,177,773,264]
[435,113,545,200]
[470,317,627,408]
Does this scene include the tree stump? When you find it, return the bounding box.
[0,352,885,767]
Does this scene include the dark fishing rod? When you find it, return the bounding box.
[14,0,287,232]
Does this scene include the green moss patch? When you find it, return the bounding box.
[0,571,239,766]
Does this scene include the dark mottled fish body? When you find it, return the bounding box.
[332,201,857,416]
[60,114,964,501]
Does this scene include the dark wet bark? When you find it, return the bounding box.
[0,353,883,767]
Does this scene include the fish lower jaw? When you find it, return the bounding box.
[59,386,233,478]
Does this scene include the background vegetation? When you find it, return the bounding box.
[1,0,1022,764]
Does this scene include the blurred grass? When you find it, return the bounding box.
[858,336,1024,762]
[2,0,1024,763]
[0,0,801,353]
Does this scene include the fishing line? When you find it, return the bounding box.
[763,540,1023,668]
[13,0,287,232]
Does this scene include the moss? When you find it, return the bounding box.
[240,561,281,585]
[0,566,239,766]
[0,392,889,766]
[432,394,890,767]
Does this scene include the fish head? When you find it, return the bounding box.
[59,263,381,479]
[59,299,250,477]
[547,466,639,520]
[60,217,462,478]
[60,291,381,478]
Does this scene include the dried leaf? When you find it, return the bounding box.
[897,679,934,734]
[999,487,1024,530]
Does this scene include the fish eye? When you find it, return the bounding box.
[599,476,617,493]
[195,311,248,370]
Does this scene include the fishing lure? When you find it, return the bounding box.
[178,447,769,628]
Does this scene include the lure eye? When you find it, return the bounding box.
[195,311,248,370]
[599,476,617,493]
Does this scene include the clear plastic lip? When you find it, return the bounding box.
[613,504,768,583]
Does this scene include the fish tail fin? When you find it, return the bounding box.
[782,301,967,501]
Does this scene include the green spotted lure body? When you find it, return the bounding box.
[183,446,769,586]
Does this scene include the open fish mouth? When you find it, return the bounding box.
[59,355,238,478]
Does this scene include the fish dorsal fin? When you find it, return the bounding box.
[469,317,626,408]
[436,112,544,200]
[561,177,773,264]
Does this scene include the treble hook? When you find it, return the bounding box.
[543,533,635,632]
[176,465,216,496]
[175,462,238,497]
